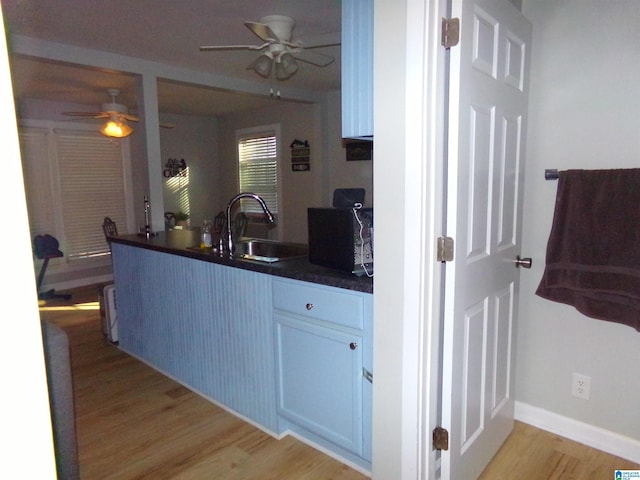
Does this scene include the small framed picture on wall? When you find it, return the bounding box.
[345,141,373,161]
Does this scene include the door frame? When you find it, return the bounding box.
[372,0,449,479]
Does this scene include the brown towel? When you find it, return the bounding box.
[536,169,640,331]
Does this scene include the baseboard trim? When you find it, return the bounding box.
[286,430,372,478]
[515,401,640,464]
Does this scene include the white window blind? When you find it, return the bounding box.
[238,133,278,214]
[55,130,128,261]
[19,127,56,238]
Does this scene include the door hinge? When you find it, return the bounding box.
[362,368,373,384]
[437,236,454,262]
[441,18,460,48]
[433,426,449,451]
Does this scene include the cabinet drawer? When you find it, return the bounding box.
[273,279,364,330]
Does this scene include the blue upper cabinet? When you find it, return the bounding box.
[342,0,373,139]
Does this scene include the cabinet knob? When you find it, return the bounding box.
[305,303,314,310]
[350,342,358,350]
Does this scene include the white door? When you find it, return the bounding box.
[440,0,532,478]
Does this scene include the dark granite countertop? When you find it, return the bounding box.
[109,230,373,294]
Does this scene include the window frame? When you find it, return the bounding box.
[236,124,282,239]
[19,119,135,274]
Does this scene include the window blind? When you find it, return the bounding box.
[55,130,128,261]
[238,133,278,214]
[19,128,56,238]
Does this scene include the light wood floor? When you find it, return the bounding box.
[479,421,639,480]
[40,285,639,479]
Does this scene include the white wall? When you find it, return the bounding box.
[518,0,640,440]
[216,100,320,243]
[160,112,219,227]
[214,94,369,244]
[216,92,373,244]
[18,92,373,280]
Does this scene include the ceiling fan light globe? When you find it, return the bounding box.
[100,120,133,138]
[251,53,273,78]
[275,53,299,80]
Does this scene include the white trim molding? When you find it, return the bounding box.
[515,401,640,464]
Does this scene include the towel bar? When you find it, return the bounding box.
[545,169,559,180]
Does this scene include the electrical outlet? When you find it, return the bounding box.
[571,373,591,400]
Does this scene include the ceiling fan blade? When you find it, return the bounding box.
[294,32,342,49]
[160,122,175,129]
[245,21,278,42]
[199,42,269,52]
[293,49,335,67]
[63,112,110,119]
[121,113,139,122]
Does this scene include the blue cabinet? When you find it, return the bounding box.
[111,242,372,470]
[342,0,374,139]
[273,278,372,467]
[111,244,278,432]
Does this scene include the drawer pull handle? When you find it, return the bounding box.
[350,342,358,350]
[305,303,314,310]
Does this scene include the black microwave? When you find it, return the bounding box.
[307,207,373,276]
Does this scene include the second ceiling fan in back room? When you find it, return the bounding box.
[63,89,175,138]
[199,15,339,81]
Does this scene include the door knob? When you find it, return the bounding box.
[514,255,532,269]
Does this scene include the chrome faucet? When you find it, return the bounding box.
[226,192,275,255]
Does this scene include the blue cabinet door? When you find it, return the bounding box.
[275,313,364,456]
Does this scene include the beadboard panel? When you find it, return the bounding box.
[111,243,277,431]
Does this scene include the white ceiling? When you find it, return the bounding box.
[1,0,342,116]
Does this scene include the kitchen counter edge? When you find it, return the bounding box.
[109,231,373,294]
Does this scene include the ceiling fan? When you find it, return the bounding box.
[63,89,174,138]
[199,15,339,81]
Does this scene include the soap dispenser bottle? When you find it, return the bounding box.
[200,219,212,248]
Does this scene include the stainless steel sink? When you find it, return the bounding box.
[233,239,308,262]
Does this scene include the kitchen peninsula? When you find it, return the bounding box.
[109,230,373,472]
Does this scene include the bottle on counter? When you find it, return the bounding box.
[200,219,212,248]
